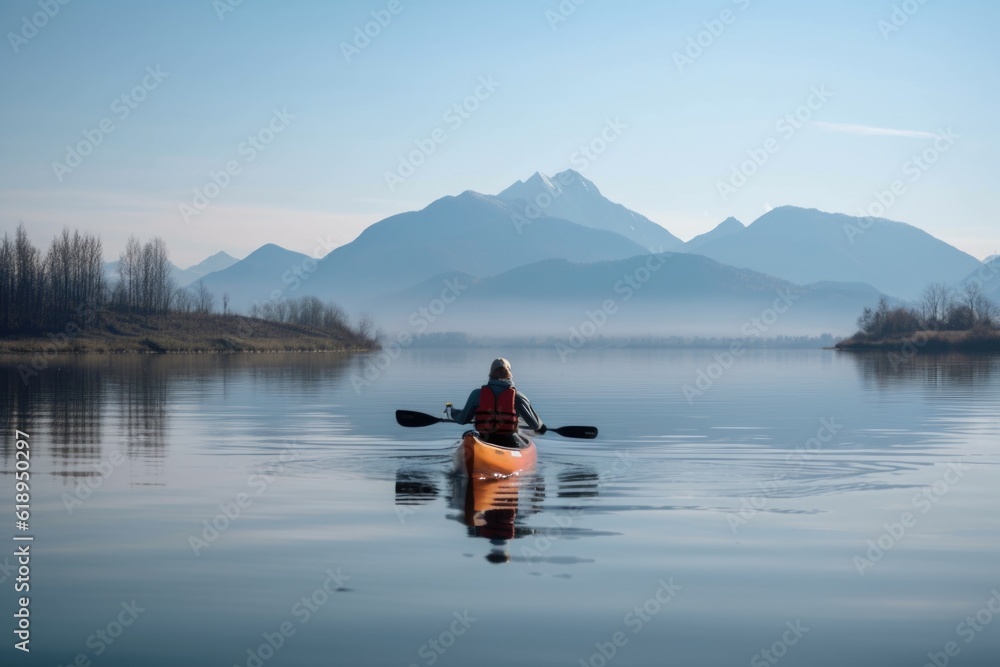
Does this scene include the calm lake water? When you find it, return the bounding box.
[2,349,999,666]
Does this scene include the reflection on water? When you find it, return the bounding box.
[847,349,999,387]
[393,462,623,567]
[556,468,600,498]
[0,354,355,484]
[1,349,998,667]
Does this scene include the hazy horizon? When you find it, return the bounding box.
[2,1,997,266]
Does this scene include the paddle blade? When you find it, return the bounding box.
[395,410,443,428]
[550,425,598,439]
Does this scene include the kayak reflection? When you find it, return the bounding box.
[451,474,544,538]
[394,462,604,565]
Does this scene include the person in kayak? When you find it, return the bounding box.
[449,358,546,447]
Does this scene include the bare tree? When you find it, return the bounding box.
[44,228,105,325]
[962,283,998,326]
[0,232,13,332]
[223,292,230,316]
[961,283,993,324]
[979,297,999,327]
[116,236,142,312]
[273,299,288,322]
[115,236,172,313]
[140,237,173,313]
[13,224,45,331]
[174,288,194,313]
[920,282,951,324]
[322,302,350,329]
[298,296,324,326]
[354,312,376,341]
[194,280,214,314]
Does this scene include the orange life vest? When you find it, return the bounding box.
[474,385,518,435]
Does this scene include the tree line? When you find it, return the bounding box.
[2,225,107,333]
[0,224,375,342]
[1,224,179,335]
[855,281,998,340]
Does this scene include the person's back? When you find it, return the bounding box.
[450,358,546,447]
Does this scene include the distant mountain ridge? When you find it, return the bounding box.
[199,244,311,311]
[185,251,239,280]
[685,217,745,251]
[497,170,685,252]
[687,206,982,300]
[295,189,651,309]
[175,172,988,337]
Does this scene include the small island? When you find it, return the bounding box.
[836,283,1000,352]
[0,226,380,355]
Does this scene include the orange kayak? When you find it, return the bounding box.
[453,430,538,479]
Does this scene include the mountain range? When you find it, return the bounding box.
[164,169,992,337]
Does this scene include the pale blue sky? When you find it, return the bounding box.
[1,0,997,266]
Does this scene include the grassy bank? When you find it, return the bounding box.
[0,311,379,354]
[835,328,1000,352]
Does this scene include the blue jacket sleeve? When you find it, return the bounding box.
[515,392,544,431]
[451,389,480,425]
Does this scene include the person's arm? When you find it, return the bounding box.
[514,392,545,432]
[450,389,480,425]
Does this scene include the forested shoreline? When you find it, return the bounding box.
[836,283,999,351]
[0,224,379,353]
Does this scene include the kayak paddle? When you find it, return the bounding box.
[395,410,455,427]
[395,410,598,439]
[537,425,598,439]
